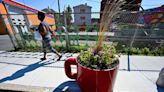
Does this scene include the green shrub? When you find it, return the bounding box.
[142,47,150,55]
[78,45,119,69]
[121,48,129,54]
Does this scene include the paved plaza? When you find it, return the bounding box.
[0,51,163,92]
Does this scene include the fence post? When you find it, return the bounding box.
[128,48,131,71]
[76,27,79,46]
[0,14,17,50]
[63,11,70,50]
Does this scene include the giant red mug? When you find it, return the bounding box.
[64,57,119,92]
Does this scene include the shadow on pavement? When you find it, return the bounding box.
[53,81,81,92]
[0,61,54,83]
[119,69,161,72]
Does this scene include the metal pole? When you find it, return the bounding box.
[128,49,130,71]
[0,14,17,50]
[57,0,61,22]
[127,4,143,71]
[63,9,70,50]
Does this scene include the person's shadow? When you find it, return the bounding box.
[53,81,81,92]
[0,60,54,83]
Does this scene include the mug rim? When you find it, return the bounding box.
[76,56,119,72]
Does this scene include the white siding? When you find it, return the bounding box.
[7,5,28,33]
[73,4,92,26]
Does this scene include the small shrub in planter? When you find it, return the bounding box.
[78,45,119,69]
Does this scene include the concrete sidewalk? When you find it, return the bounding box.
[0,51,163,92]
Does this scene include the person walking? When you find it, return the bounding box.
[156,68,164,92]
[31,11,62,61]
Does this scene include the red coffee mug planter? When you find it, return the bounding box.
[64,46,120,92]
[65,57,119,92]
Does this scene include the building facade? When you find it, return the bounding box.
[73,3,92,31]
[0,0,56,35]
[143,5,164,29]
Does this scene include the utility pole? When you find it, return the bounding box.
[63,6,70,50]
[127,4,144,72]
[57,0,61,23]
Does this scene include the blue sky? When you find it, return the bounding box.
[15,0,101,12]
[15,0,164,12]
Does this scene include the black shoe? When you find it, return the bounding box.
[57,55,62,61]
[40,57,46,61]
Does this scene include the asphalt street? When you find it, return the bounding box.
[0,35,13,51]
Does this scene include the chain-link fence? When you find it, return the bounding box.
[0,10,164,54]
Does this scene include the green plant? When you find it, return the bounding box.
[10,44,89,53]
[131,48,141,55]
[78,45,119,69]
[142,47,150,55]
[78,0,125,70]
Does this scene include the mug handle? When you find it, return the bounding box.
[64,57,77,79]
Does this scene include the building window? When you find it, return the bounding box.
[80,16,85,20]
[80,9,85,13]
